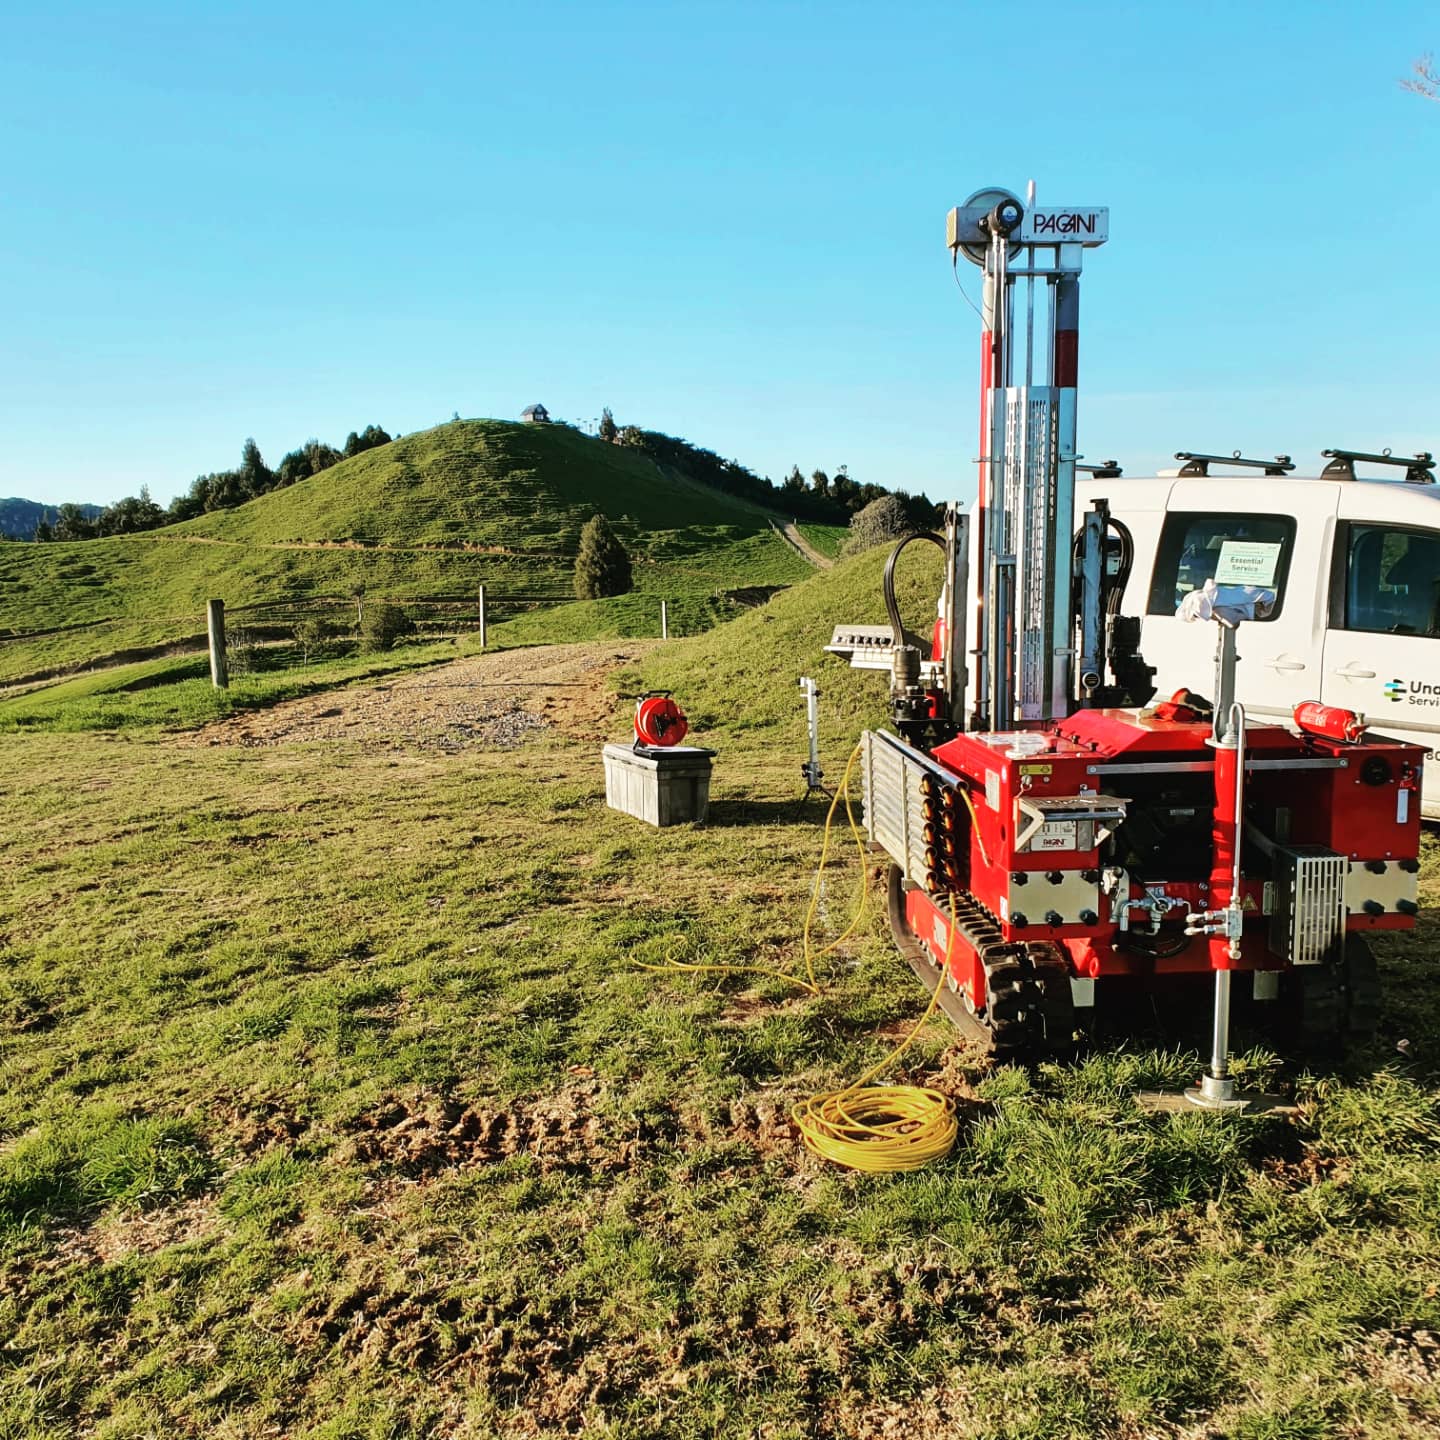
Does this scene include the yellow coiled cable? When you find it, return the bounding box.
[789,890,959,1173]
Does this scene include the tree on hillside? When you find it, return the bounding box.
[239,438,274,499]
[53,503,97,542]
[293,616,329,665]
[360,602,412,653]
[897,488,943,530]
[810,468,831,499]
[830,464,861,513]
[598,408,618,443]
[168,474,214,521]
[782,465,806,496]
[97,486,165,536]
[343,425,393,459]
[277,439,343,487]
[160,422,392,521]
[276,448,311,488]
[203,469,245,512]
[134,485,165,530]
[574,514,632,600]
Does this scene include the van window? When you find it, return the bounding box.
[1146,512,1296,618]
[1341,524,1440,638]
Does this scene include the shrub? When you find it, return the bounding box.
[293,617,329,664]
[842,493,916,555]
[227,624,259,676]
[360,603,412,653]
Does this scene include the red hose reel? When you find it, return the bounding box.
[634,692,689,748]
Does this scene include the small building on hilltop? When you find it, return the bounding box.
[520,403,550,424]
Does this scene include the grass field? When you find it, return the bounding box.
[0,643,464,735]
[795,524,850,561]
[3,551,1439,1439]
[0,421,811,686]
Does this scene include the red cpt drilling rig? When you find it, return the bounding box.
[828,185,1425,1100]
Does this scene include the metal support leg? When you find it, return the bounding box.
[1188,676,1251,1111]
[797,676,832,805]
[1187,970,1248,1108]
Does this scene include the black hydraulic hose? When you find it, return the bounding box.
[1106,516,1135,615]
[1070,514,1137,620]
[1118,929,1190,960]
[883,531,946,648]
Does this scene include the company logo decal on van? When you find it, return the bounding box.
[1385,678,1440,707]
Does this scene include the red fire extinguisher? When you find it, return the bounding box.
[1293,701,1367,744]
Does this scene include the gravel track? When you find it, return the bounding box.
[185,640,659,752]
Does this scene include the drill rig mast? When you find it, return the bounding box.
[830,185,1425,1072]
[963,185,1101,727]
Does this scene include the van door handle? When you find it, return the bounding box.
[1332,664,1377,679]
[1264,656,1306,672]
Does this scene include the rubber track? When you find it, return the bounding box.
[1286,933,1382,1059]
[1345,937,1381,1044]
[886,865,1076,1062]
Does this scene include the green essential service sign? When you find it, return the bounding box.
[1213,540,1283,587]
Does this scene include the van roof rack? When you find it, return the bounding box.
[1076,459,1123,478]
[1320,448,1436,484]
[1174,451,1295,476]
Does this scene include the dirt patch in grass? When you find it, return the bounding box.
[304,1279,473,1368]
[1260,1146,1347,1191]
[718,992,790,1025]
[821,1383,984,1439]
[345,1085,676,1179]
[210,1093,310,1156]
[922,1043,994,1105]
[281,1276,683,1435]
[724,1095,797,1155]
[0,985,57,1033]
[52,1195,221,1267]
[182,640,658,752]
[1358,1325,1440,1401]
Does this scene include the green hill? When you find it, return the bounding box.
[0,420,812,684]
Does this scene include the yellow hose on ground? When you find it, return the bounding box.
[637,745,870,995]
[789,892,959,1173]
[640,743,961,1173]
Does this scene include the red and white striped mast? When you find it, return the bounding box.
[946,184,1108,730]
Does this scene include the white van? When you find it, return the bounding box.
[1076,455,1440,819]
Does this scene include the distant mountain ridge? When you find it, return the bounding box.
[1,498,103,540]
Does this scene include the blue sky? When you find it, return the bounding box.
[2,0,1437,508]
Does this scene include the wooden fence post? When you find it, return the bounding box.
[207,599,229,690]
[478,584,488,647]
[661,600,669,640]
